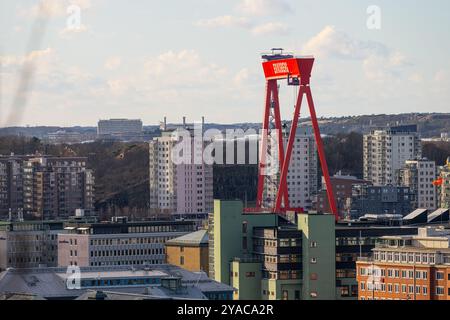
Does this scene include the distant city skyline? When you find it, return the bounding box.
[1,0,450,127]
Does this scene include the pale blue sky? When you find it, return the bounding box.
[1,0,449,126]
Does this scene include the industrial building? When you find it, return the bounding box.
[0,264,234,300]
[57,218,195,268]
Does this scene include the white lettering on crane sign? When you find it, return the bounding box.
[272,62,289,74]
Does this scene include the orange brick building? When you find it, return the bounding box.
[357,227,450,300]
[165,229,209,273]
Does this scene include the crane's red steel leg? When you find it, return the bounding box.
[305,86,338,220]
[274,85,305,212]
[257,80,273,208]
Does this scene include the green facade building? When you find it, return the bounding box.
[209,199,336,300]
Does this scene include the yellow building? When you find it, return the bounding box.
[165,229,209,273]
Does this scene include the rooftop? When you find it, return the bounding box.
[0,265,233,300]
[165,229,208,246]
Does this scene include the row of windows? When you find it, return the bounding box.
[87,260,163,267]
[361,282,429,295]
[89,236,173,246]
[81,277,161,288]
[360,267,430,280]
[89,247,165,257]
[374,251,436,264]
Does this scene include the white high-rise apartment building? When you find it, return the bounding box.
[364,125,422,186]
[264,127,318,211]
[400,159,437,210]
[149,121,213,216]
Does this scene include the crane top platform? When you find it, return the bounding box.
[261,52,315,84]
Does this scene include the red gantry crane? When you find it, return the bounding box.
[254,48,338,220]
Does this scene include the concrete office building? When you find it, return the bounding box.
[264,127,318,211]
[0,220,67,270]
[209,200,336,300]
[97,119,143,141]
[399,159,437,211]
[57,218,195,268]
[149,119,213,217]
[364,125,422,186]
[349,185,414,218]
[0,155,95,220]
[357,226,450,300]
[0,264,234,300]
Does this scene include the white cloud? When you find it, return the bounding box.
[104,56,122,70]
[236,0,292,17]
[303,26,411,81]
[0,48,54,68]
[195,15,251,29]
[302,25,388,60]
[251,22,289,36]
[144,49,228,83]
[233,68,250,86]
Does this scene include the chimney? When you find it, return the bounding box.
[183,116,186,127]
[164,117,167,131]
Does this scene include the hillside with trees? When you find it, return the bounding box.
[0,132,449,219]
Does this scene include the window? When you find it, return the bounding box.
[387,284,393,293]
[423,286,428,295]
[242,221,248,234]
[310,257,317,264]
[360,282,365,291]
[242,237,248,251]
[436,287,444,295]
[436,271,444,280]
[180,256,184,265]
[310,241,318,248]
